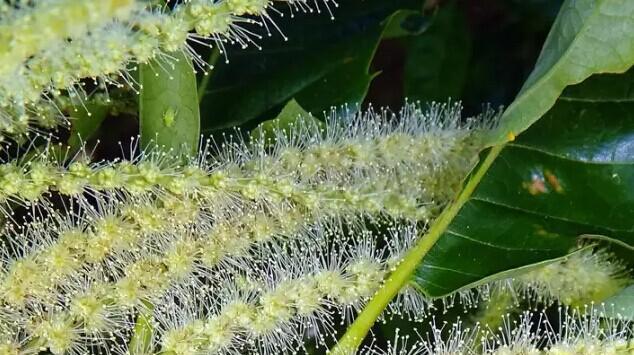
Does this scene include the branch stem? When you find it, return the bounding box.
[197,47,221,102]
[330,143,506,354]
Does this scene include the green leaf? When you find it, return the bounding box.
[292,31,381,115]
[250,99,322,142]
[489,0,634,144]
[139,51,200,155]
[414,99,634,295]
[383,9,432,39]
[67,101,109,151]
[403,3,471,103]
[603,285,634,320]
[199,0,419,133]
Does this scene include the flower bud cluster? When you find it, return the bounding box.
[515,248,630,308]
[0,0,137,77]
[0,194,199,309]
[451,247,632,335]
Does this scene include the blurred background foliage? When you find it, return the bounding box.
[197,0,562,131]
[85,0,564,148]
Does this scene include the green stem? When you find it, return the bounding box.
[197,47,221,102]
[330,144,506,354]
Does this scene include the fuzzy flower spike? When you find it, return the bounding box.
[0,102,488,213]
[151,224,421,355]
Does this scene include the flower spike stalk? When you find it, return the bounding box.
[0,102,485,209]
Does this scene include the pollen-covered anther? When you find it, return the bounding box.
[164,239,199,280]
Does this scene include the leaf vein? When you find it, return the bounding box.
[445,229,558,252]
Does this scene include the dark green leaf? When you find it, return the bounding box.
[382,9,432,39]
[67,102,109,151]
[413,71,634,297]
[488,0,634,144]
[561,69,634,102]
[250,99,322,142]
[403,3,471,103]
[199,0,419,133]
[139,51,200,155]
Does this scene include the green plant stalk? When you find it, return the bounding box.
[198,47,221,102]
[330,143,505,354]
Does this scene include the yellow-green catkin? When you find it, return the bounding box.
[0,194,200,309]
[516,248,630,308]
[0,103,484,216]
[369,310,633,355]
[155,229,400,355]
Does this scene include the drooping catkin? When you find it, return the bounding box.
[0,0,137,76]
[148,225,418,355]
[0,102,484,209]
[515,248,630,308]
[0,103,489,354]
[462,247,632,322]
[4,222,422,354]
